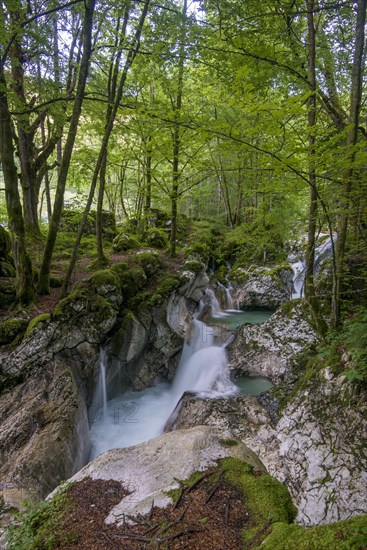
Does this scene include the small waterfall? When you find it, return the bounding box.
[204,288,226,317]
[217,281,234,310]
[96,349,108,419]
[288,235,335,299]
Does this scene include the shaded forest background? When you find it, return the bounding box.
[0,0,366,355]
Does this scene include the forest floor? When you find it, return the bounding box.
[52,473,250,550]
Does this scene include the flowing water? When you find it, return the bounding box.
[89,284,273,459]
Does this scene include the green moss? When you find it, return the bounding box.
[110,261,129,277]
[137,251,161,276]
[0,318,28,345]
[88,269,120,289]
[25,314,50,338]
[7,483,76,550]
[144,227,168,249]
[112,232,141,252]
[262,514,367,549]
[183,259,205,274]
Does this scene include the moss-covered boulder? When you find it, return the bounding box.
[144,227,168,249]
[136,250,161,276]
[112,232,141,252]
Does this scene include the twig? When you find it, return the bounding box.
[157,505,189,536]
[225,499,230,525]
[99,531,120,549]
[160,527,203,543]
[205,471,224,503]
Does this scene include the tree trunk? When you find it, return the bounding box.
[304,0,326,334]
[170,0,188,256]
[0,72,34,305]
[37,0,96,294]
[331,0,367,327]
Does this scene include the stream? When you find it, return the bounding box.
[89,288,274,459]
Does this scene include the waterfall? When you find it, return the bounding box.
[288,235,335,299]
[217,281,234,310]
[97,349,108,419]
[89,292,237,458]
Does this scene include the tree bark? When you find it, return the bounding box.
[170,0,188,256]
[304,0,326,334]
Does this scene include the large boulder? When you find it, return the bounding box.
[65,426,265,523]
[232,265,293,309]
[228,302,319,383]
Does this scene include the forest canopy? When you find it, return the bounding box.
[0,0,366,332]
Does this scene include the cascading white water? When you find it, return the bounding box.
[95,349,108,419]
[204,288,224,317]
[288,235,335,299]
[217,281,234,310]
[89,295,237,459]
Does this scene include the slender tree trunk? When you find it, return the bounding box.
[61,0,150,297]
[170,0,187,256]
[96,151,108,265]
[0,72,34,305]
[304,0,326,334]
[37,0,96,294]
[331,0,367,327]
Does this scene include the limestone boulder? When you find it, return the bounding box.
[64,426,265,523]
[228,302,319,383]
[232,265,293,309]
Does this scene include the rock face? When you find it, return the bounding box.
[106,266,209,392]
[66,426,264,523]
[0,278,122,501]
[228,303,319,383]
[165,393,280,476]
[277,373,367,525]
[233,266,293,309]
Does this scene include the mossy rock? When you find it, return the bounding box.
[110,261,129,277]
[25,313,50,338]
[112,232,141,252]
[222,457,297,545]
[0,259,16,277]
[263,514,367,549]
[183,259,205,274]
[137,251,161,276]
[144,227,168,249]
[0,318,29,346]
[88,269,121,290]
[118,268,148,300]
